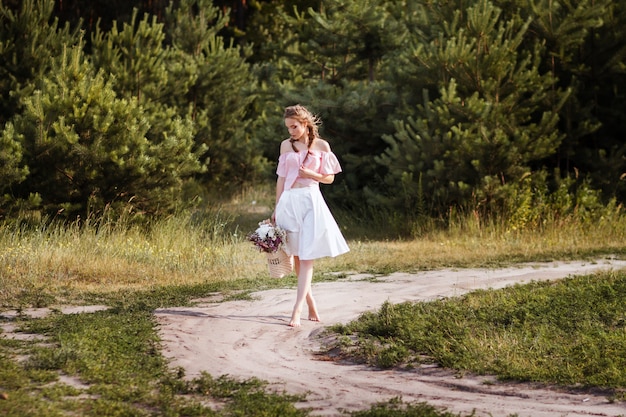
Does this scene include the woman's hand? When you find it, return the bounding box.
[298,166,318,180]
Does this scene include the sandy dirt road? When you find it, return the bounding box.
[155,260,626,417]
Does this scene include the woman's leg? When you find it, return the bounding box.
[289,257,320,325]
[306,287,321,322]
[290,258,315,327]
[294,255,300,276]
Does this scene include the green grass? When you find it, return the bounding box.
[328,270,626,400]
[348,398,475,417]
[0,305,309,417]
[2,190,626,416]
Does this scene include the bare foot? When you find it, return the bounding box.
[289,312,301,327]
[307,297,320,322]
[308,310,321,322]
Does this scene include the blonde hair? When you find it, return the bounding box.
[284,104,321,149]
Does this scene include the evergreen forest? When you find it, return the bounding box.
[1,0,626,230]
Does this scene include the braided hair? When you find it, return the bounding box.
[284,105,321,153]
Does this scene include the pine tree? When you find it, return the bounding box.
[91,8,169,102]
[7,45,202,217]
[90,7,209,197]
[164,0,266,191]
[526,0,626,200]
[283,0,405,83]
[0,0,79,214]
[0,0,80,124]
[240,0,311,65]
[375,0,569,217]
[0,123,28,197]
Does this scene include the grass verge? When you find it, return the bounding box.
[328,269,626,401]
[0,299,309,417]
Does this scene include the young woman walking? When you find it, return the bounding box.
[272,105,350,327]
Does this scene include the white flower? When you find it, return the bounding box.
[256,223,272,239]
[249,219,288,253]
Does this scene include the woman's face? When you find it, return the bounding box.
[285,117,307,141]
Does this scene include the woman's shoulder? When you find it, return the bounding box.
[312,138,332,153]
[279,138,293,154]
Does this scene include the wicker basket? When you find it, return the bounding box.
[266,249,293,278]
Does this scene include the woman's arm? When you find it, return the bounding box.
[298,168,335,184]
[319,173,335,184]
[276,176,286,205]
[272,176,286,223]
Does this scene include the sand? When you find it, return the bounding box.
[155,259,626,417]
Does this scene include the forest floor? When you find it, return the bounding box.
[155,259,626,417]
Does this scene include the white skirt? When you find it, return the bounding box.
[275,185,349,260]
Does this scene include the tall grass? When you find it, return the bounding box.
[0,211,263,308]
[1,186,626,308]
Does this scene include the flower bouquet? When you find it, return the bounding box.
[248,219,293,278]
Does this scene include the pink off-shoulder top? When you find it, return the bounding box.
[276,150,342,191]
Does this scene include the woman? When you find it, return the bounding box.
[273,105,350,327]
